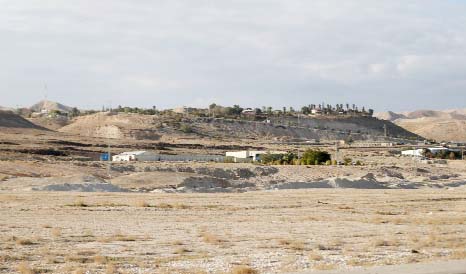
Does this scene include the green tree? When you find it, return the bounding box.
[300,149,331,165]
[301,106,311,114]
[70,107,80,117]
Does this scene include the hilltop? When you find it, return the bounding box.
[58,111,418,142]
[30,100,73,113]
[375,109,466,142]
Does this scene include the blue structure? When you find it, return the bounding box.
[100,153,110,161]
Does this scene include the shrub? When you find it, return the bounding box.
[300,149,331,165]
[260,152,298,165]
[179,124,193,133]
[343,157,352,165]
[230,266,258,274]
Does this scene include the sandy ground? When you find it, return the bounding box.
[296,260,466,274]
[1,189,466,274]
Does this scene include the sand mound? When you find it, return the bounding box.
[1,174,127,192]
[36,183,127,192]
[272,173,390,190]
[59,112,161,139]
[0,110,45,129]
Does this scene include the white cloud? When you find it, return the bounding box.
[0,0,466,111]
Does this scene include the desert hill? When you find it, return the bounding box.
[0,110,45,129]
[374,111,407,122]
[59,112,419,142]
[59,112,162,140]
[375,109,466,142]
[30,100,73,113]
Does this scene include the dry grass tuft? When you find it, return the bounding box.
[99,232,137,243]
[174,247,191,254]
[65,255,93,263]
[17,262,35,274]
[172,240,184,246]
[373,238,400,247]
[450,250,466,259]
[77,250,97,256]
[313,263,337,270]
[73,268,86,274]
[157,203,191,209]
[135,199,151,207]
[106,263,118,274]
[46,256,61,264]
[230,266,259,274]
[200,232,224,244]
[309,252,324,261]
[69,199,89,207]
[278,239,307,251]
[94,255,108,264]
[51,227,62,238]
[15,238,35,246]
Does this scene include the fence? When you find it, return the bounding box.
[136,154,226,162]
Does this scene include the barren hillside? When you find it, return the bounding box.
[0,110,45,129]
[59,112,419,142]
[28,116,70,130]
[59,112,163,140]
[376,109,466,142]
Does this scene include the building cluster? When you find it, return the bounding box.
[170,103,374,118]
[108,150,286,163]
[401,147,462,158]
[110,151,225,162]
[302,104,374,117]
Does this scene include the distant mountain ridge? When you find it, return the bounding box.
[375,109,466,142]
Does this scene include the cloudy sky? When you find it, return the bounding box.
[1,0,466,111]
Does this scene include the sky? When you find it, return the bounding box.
[1,0,466,112]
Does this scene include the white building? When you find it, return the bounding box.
[225,151,285,162]
[112,151,158,162]
[401,149,424,157]
[401,147,459,158]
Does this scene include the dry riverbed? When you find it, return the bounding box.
[1,189,466,274]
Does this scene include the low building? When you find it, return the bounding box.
[402,147,460,158]
[112,151,158,162]
[401,149,424,157]
[172,106,196,114]
[311,109,322,115]
[225,150,285,162]
[351,141,395,148]
[112,151,225,162]
[241,108,256,116]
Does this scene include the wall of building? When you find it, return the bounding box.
[114,153,225,162]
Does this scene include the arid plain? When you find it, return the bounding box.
[1,189,466,274]
[1,108,466,274]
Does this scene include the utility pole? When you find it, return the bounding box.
[107,142,111,180]
[335,142,339,163]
